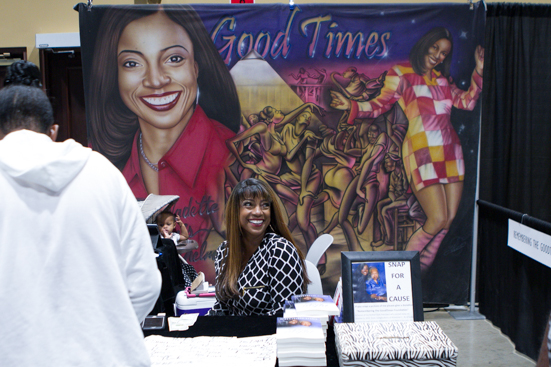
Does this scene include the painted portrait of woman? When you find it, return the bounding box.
[86,5,240,271]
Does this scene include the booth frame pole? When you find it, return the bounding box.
[448,108,486,321]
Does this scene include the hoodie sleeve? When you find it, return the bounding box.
[117,175,162,322]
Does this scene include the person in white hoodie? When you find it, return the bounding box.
[0,85,162,366]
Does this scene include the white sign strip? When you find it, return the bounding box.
[508,219,551,269]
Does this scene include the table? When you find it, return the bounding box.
[144,316,339,367]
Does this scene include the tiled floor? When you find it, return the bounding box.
[424,308,535,366]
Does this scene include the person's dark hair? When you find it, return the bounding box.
[155,210,175,226]
[0,85,53,135]
[215,178,309,302]
[409,27,453,78]
[259,106,275,123]
[3,61,42,88]
[87,4,240,170]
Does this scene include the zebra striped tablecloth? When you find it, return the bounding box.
[334,321,457,367]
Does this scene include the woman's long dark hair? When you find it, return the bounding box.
[216,178,309,302]
[409,27,454,79]
[87,5,240,170]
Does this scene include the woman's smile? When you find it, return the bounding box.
[427,56,439,66]
[140,91,181,111]
[249,219,265,226]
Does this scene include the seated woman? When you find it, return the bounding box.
[209,178,309,316]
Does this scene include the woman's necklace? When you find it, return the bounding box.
[139,133,159,172]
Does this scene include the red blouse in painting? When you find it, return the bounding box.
[122,105,235,279]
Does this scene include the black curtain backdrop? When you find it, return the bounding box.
[479,3,551,360]
[478,201,551,360]
[480,3,551,218]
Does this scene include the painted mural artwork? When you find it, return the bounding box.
[79,3,485,303]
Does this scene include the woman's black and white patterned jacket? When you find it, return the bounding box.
[209,232,304,316]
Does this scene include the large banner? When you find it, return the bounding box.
[78,2,485,304]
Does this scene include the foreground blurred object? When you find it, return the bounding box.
[0,85,161,367]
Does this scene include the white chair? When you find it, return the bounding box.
[305,234,334,266]
[305,260,323,295]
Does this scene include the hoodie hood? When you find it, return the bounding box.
[0,130,92,193]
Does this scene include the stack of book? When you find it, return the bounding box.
[283,299,326,337]
[276,317,327,366]
[293,294,339,325]
[291,294,339,315]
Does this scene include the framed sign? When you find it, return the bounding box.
[341,251,423,323]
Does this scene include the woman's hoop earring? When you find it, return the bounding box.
[269,223,276,233]
[196,86,200,106]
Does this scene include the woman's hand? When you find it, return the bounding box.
[330,91,351,110]
[475,45,484,77]
[306,102,326,117]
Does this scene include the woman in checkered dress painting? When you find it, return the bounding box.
[208,178,310,315]
[330,27,484,273]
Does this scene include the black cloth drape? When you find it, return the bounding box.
[478,201,551,360]
[479,3,551,361]
[480,3,551,219]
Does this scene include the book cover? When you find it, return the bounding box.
[291,294,340,316]
[284,308,329,326]
[276,317,326,345]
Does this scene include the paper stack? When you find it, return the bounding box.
[276,317,327,367]
[292,294,339,330]
[291,294,340,316]
[283,300,327,337]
